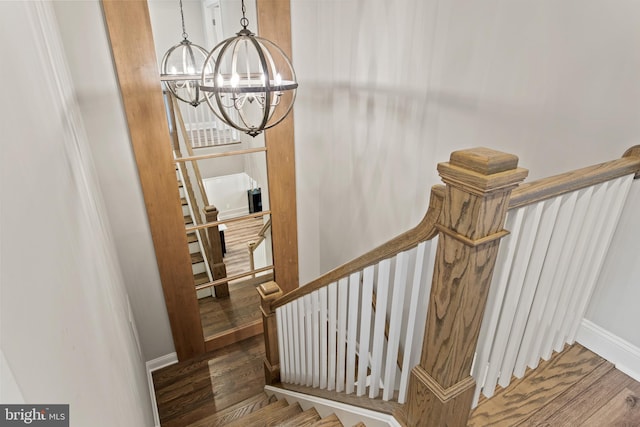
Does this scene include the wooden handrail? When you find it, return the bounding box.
[509,146,640,209]
[271,185,445,310]
[171,95,211,209]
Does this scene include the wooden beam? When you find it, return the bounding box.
[102,0,205,360]
[401,148,528,427]
[256,0,299,293]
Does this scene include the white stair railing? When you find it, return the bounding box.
[176,101,240,147]
[471,172,635,406]
[276,238,438,403]
[261,146,640,427]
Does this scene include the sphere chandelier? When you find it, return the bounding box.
[200,0,298,137]
[160,0,210,107]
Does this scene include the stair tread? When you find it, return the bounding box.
[224,399,293,427]
[187,392,273,427]
[191,252,204,264]
[279,407,321,427]
[184,214,193,225]
[181,197,187,206]
[351,423,366,427]
[311,413,344,427]
[187,232,198,243]
[194,272,209,286]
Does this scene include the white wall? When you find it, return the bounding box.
[291,0,640,346]
[0,2,154,424]
[53,1,175,361]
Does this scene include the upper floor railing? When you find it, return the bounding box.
[259,145,640,426]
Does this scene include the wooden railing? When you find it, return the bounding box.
[248,218,272,277]
[260,146,640,427]
[166,92,229,295]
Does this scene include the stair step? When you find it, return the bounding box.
[227,400,302,427]
[187,232,197,243]
[184,215,193,226]
[351,423,366,427]
[187,392,275,427]
[191,252,204,264]
[279,407,321,427]
[194,272,209,286]
[181,197,187,206]
[311,413,344,427]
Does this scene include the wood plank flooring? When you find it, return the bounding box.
[152,337,640,426]
[198,216,271,340]
[153,334,266,427]
[469,343,640,426]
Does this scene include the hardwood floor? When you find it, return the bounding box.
[153,335,266,427]
[199,216,271,341]
[469,343,640,426]
[152,338,640,426]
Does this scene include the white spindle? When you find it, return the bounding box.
[518,192,577,373]
[552,184,605,352]
[336,277,348,392]
[369,258,391,399]
[398,242,427,403]
[276,307,287,382]
[345,272,361,394]
[328,282,338,391]
[291,300,301,384]
[567,176,634,342]
[502,199,560,381]
[540,187,593,360]
[476,207,526,399]
[312,291,320,388]
[304,294,313,386]
[382,251,409,401]
[357,266,375,396]
[319,286,328,389]
[298,298,307,384]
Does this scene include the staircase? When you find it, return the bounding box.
[178,176,212,294]
[187,392,350,426]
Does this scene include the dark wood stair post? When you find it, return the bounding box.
[258,281,284,385]
[401,148,528,427]
[205,205,229,298]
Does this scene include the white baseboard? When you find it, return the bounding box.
[576,319,640,382]
[146,352,178,427]
[264,385,401,427]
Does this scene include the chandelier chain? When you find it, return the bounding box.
[240,0,249,29]
[179,0,188,40]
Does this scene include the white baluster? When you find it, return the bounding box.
[336,277,348,392]
[304,294,313,386]
[357,266,374,396]
[345,272,360,395]
[291,301,301,384]
[320,286,328,389]
[398,242,427,403]
[369,258,391,399]
[567,176,634,342]
[537,187,592,360]
[475,208,525,401]
[328,282,338,391]
[382,251,409,401]
[276,307,287,382]
[312,291,320,388]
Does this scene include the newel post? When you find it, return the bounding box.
[403,148,528,426]
[258,281,283,384]
[204,205,229,298]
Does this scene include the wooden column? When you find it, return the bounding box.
[102,0,204,360]
[258,281,284,384]
[403,148,528,427]
[256,0,299,293]
[204,206,229,298]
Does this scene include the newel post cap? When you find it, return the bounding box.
[438,147,529,194]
